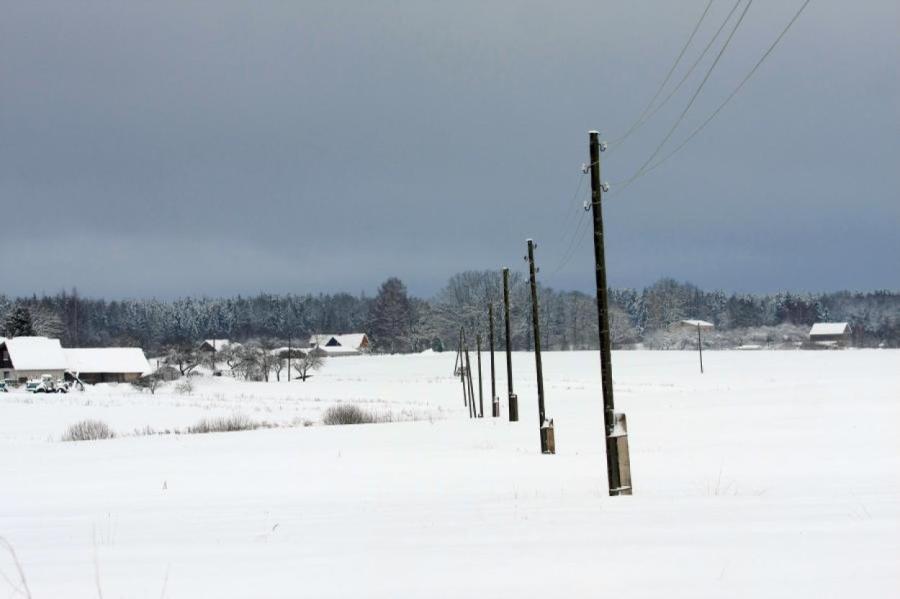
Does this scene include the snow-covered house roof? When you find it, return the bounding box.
[0,337,68,371]
[308,333,369,349]
[64,348,151,375]
[809,323,850,336]
[680,319,714,329]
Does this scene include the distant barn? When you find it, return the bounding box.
[809,323,851,348]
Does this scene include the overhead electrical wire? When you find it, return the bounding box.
[552,186,592,273]
[632,0,744,137]
[609,0,715,149]
[613,0,755,193]
[547,0,813,274]
[635,0,813,179]
[555,172,587,243]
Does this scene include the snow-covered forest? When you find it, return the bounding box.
[1,273,897,351]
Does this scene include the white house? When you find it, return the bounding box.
[0,337,68,382]
[0,336,151,384]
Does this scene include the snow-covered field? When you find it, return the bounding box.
[1,350,898,597]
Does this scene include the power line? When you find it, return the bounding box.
[637,0,813,178]
[552,188,592,274]
[633,0,744,137]
[555,172,586,244]
[609,0,714,149]
[613,0,755,192]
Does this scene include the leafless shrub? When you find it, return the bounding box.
[174,378,194,395]
[62,420,116,442]
[322,404,393,425]
[131,373,163,394]
[187,414,268,434]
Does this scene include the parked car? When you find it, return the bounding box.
[26,375,68,394]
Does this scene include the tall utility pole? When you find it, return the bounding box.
[526,239,553,454]
[476,334,484,418]
[589,130,632,495]
[287,335,292,382]
[697,323,704,374]
[464,332,476,419]
[458,329,468,409]
[502,268,518,421]
[489,303,499,417]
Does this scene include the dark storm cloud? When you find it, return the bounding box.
[1,0,898,298]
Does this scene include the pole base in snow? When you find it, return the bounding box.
[540,419,555,454]
[608,412,632,495]
[508,393,518,422]
[492,397,500,418]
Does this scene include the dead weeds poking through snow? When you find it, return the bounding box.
[61,420,116,442]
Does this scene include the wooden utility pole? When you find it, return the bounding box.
[589,130,631,495]
[502,268,518,421]
[463,332,476,419]
[476,334,484,418]
[697,323,704,374]
[489,303,499,417]
[526,239,554,454]
[287,335,292,382]
[458,329,468,408]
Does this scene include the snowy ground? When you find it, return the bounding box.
[1,350,898,597]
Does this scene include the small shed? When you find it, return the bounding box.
[809,322,851,348]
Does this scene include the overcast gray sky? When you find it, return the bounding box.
[1,0,897,298]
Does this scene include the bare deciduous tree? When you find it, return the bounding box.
[295,352,324,382]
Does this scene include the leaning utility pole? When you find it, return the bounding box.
[589,130,632,495]
[526,239,554,454]
[458,329,468,409]
[488,303,499,417]
[502,268,518,421]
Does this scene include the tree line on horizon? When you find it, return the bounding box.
[1,274,897,352]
